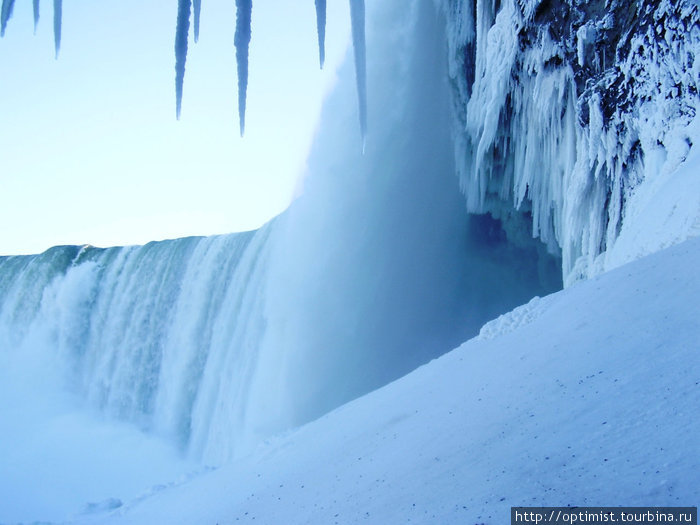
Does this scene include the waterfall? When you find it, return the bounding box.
[0,0,564,490]
[0,227,272,463]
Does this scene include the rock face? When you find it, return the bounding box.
[440,0,699,284]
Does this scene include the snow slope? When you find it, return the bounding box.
[78,236,700,525]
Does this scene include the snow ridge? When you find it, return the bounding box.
[477,295,548,341]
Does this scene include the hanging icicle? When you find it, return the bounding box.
[32,0,39,33]
[53,0,61,58]
[349,0,367,146]
[174,0,192,119]
[234,0,252,136]
[1,0,16,37]
[193,0,201,43]
[314,0,326,68]
[0,0,369,139]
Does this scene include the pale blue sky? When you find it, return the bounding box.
[0,0,350,255]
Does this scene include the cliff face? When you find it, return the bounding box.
[439,0,699,284]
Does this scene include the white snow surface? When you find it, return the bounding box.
[72,236,700,525]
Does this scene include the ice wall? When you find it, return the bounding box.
[438,0,700,285]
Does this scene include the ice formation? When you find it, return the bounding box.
[0,0,13,35]
[52,0,60,57]
[32,0,38,32]
[314,0,326,68]
[0,0,15,37]
[0,0,372,138]
[193,0,201,43]
[349,0,367,143]
[234,0,252,136]
[438,0,699,284]
[174,0,191,120]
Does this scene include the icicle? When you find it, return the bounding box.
[53,0,61,58]
[174,0,191,120]
[314,0,326,68]
[349,0,367,143]
[32,0,39,33]
[234,0,252,136]
[193,0,201,43]
[1,0,16,37]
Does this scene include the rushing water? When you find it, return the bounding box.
[0,1,563,521]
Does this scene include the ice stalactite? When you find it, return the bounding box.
[0,0,16,37]
[314,0,326,68]
[174,0,191,120]
[234,0,252,136]
[32,0,39,33]
[52,0,61,58]
[193,0,201,43]
[349,0,367,145]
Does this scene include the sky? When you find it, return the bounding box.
[0,0,350,255]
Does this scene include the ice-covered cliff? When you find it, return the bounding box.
[0,0,562,465]
[440,0,699,284]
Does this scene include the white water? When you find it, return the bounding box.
[0,0,559,483]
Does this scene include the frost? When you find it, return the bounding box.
[174,0,191,120]
[314,0,326,68]
[1,0,16,37]
[234,0,252,136]
[349,0,367,142]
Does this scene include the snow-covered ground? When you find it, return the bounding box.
[62,235,699,524]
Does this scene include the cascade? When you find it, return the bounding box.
[0,0,563,470]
